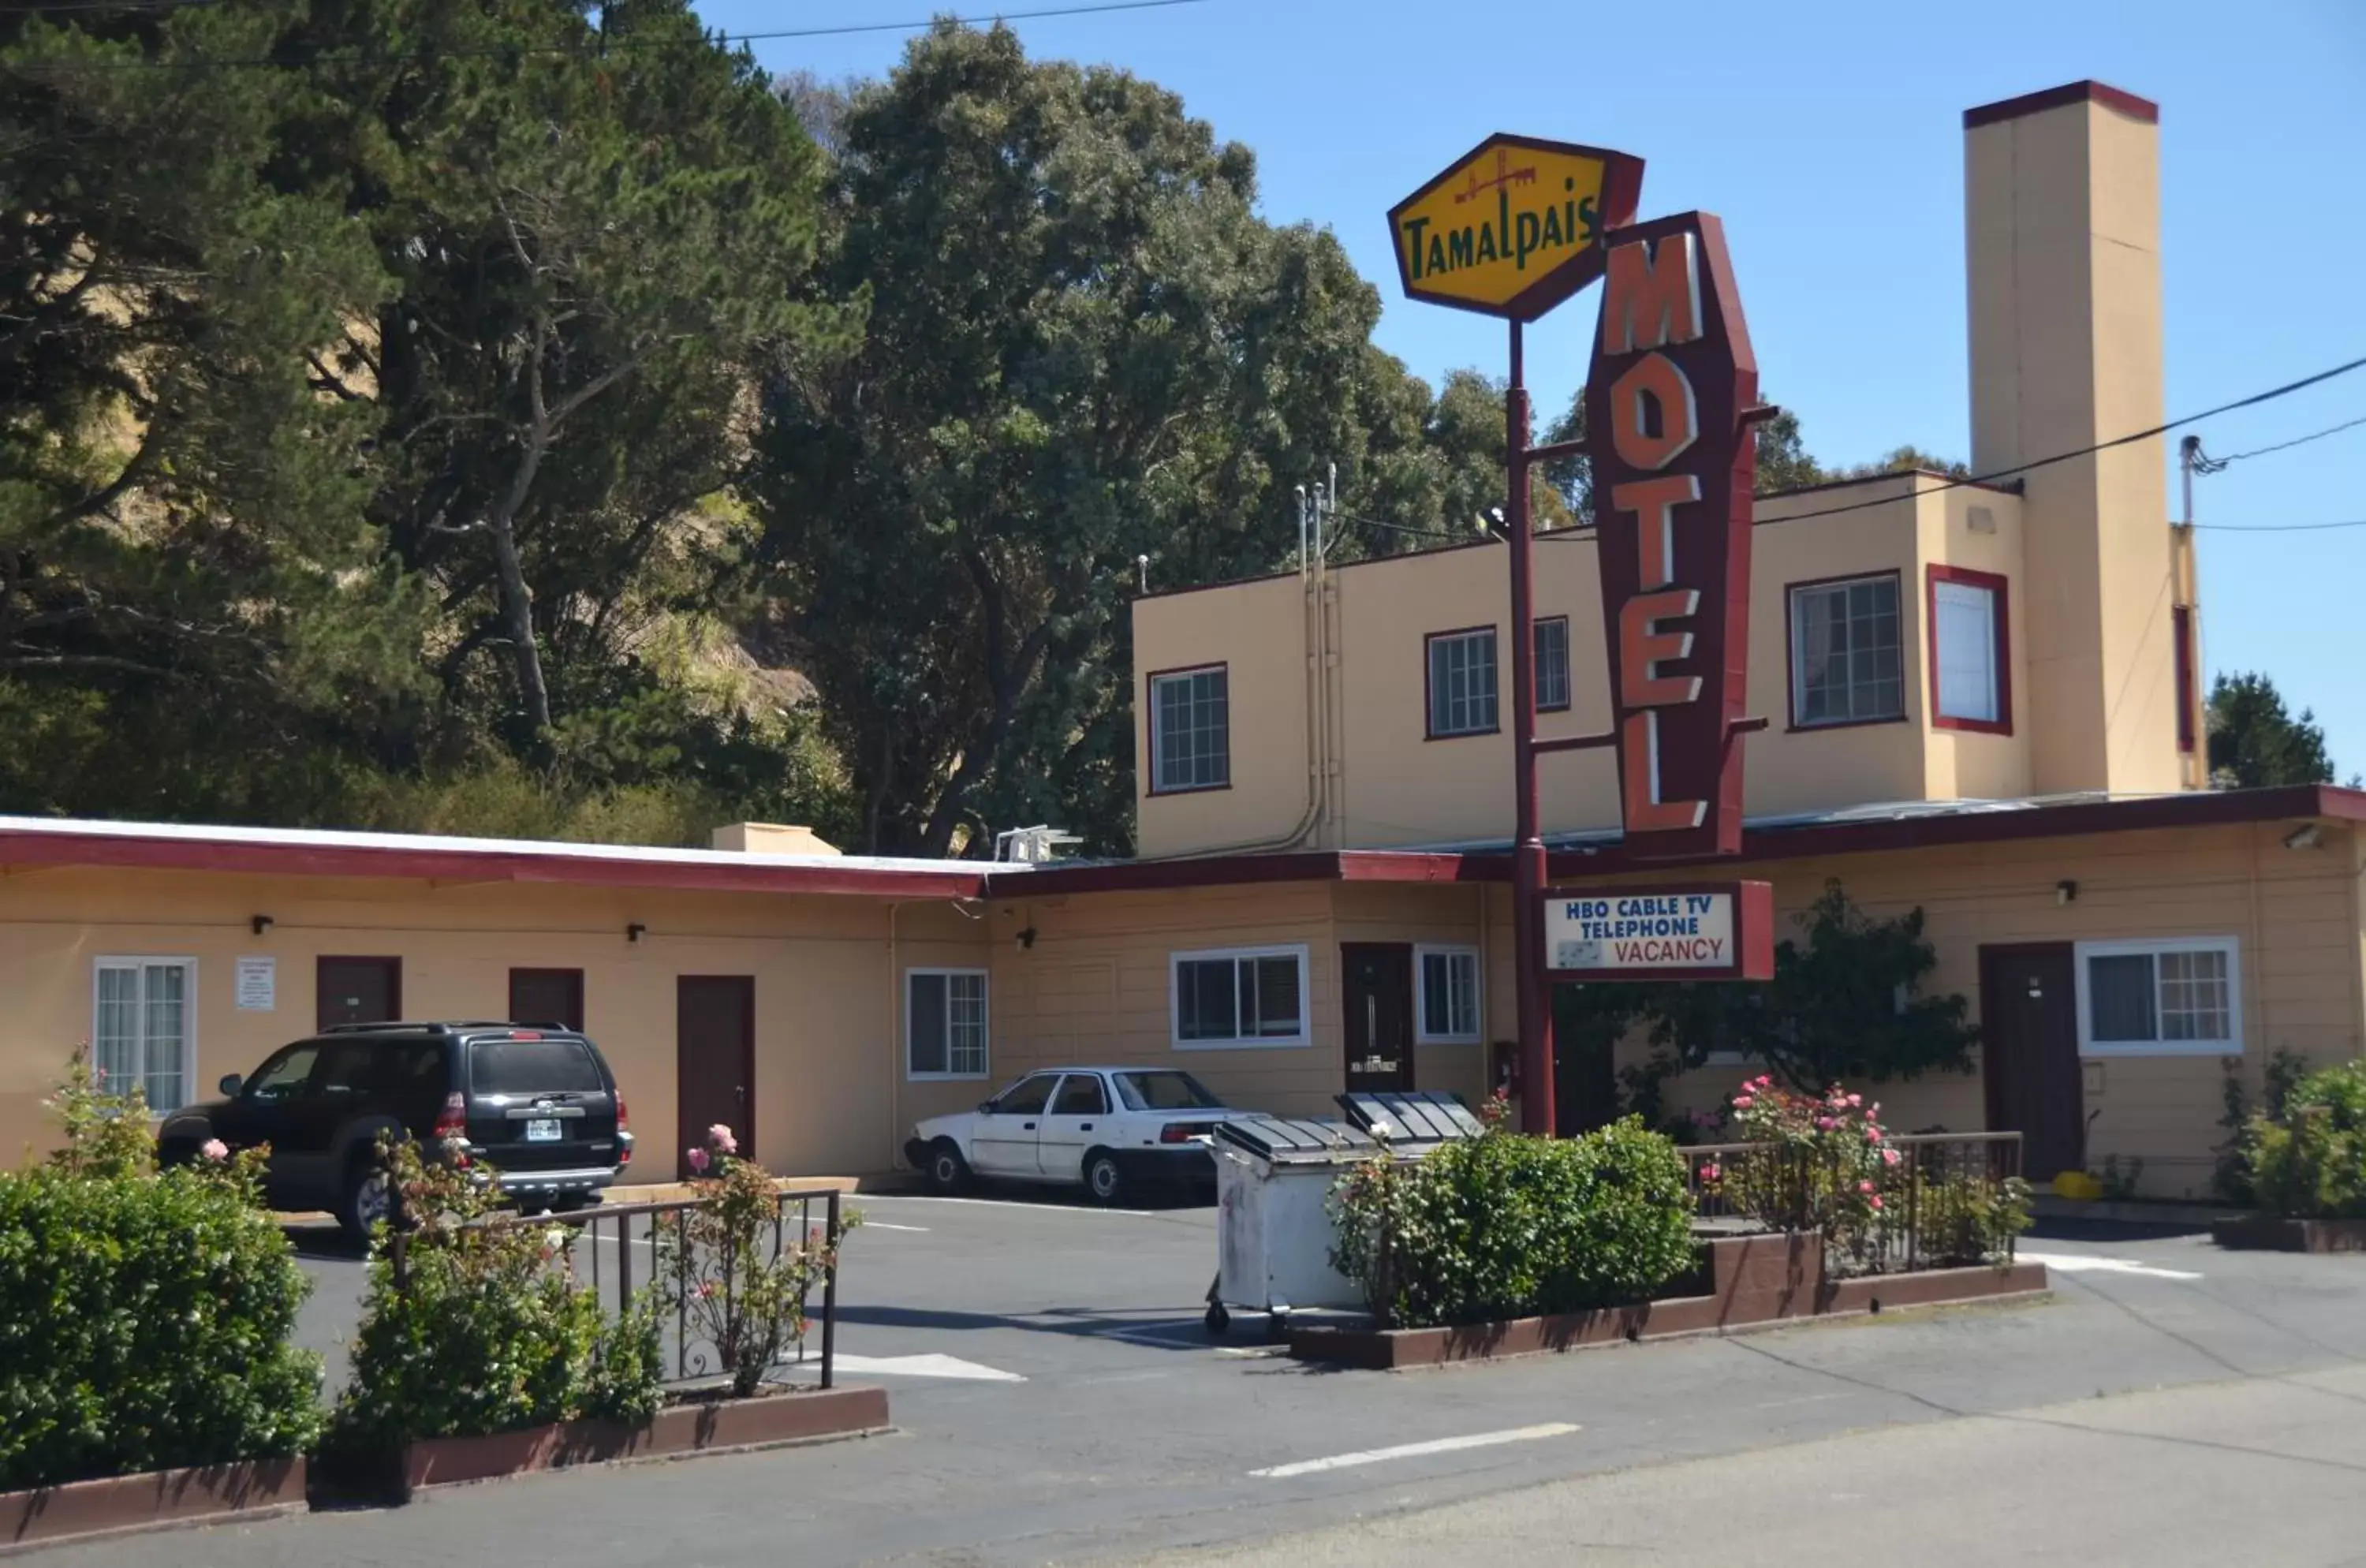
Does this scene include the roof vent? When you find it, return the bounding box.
[995,826,1082,864]
[710,823,841,857]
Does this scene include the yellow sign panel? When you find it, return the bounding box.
[1387,134,1644,320]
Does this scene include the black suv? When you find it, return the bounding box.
[159,1021,634,1234]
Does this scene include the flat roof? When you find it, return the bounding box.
[3,785,2358,902]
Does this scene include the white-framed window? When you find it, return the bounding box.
[1534,617,1572,712]
[1427,627,1499,737]
[2074,938,2241,1057]
[906,969,990,1079]
[1414,945,1482,1043]
[1171,944,1309,1049]
[1789,573,1903,726]
[92,958,196,1112]
[1148,665,1230,793]
[1931,569,2008,730]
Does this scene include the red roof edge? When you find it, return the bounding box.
[1964,80,2159,130]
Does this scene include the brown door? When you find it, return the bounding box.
[1979,943,2084,1181]
[509,968,585,1032]
[317,956,401,1030]
[1341,943,1416,1094]
[677,976,755,1168]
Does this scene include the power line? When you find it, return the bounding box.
[2191,519,2366,534]
[2,0,1209,69]
[2189,412,2366,473]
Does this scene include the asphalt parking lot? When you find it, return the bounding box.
[73,1197,2366,1566]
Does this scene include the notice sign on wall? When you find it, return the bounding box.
[235,955,276,1011]
[1544,882,1774,981]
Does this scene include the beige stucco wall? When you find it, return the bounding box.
[0,866,991,1182]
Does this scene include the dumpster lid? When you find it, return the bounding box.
[1335,1091,1487,1143]
[1212,1115,1383,1164]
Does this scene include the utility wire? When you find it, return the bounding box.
[2191,519,2366,534]
[2,0,1208,69]
[2189,412,2366,474]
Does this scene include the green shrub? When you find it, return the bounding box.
[2245,1060,2366,1219]
[330,1139,625,1448]
[1328,1117,1696,1328]
[1907,1174,2033,1266]
[0,1058,321,1489]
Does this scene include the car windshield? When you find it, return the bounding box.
[1113,1071,1225,1111]
[468,1036,604,1095]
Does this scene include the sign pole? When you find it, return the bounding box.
[1506,319,1555,1137]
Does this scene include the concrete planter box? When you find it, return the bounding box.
[1289,1234,2050,1370]
[0,1457,306,1556]
[401,1385,891,1493]
[2211,1215,2366,1253]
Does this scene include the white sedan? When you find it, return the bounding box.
[905,1066,1248,1204]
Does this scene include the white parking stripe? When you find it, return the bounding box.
[817,1352,1025,1383]
[1249,1423,1581,1479]
[856,1220,931,1232]
[2021,1251,2204,1282]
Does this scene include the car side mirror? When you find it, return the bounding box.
[218,1073,244,1097]
[978,1099,997,1114]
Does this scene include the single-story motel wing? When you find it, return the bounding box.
[3,786,2360,1197]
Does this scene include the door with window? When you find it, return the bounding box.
[676,976,754,1171]
[972,1072,1058,1177]
[1980,943,2084,1181]
[317,956,401,1030]
[1035,1073,1110,1181]
[1342,943,1416,1093]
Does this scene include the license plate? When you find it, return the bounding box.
[524,1118,562,1143]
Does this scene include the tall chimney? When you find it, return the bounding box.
[1964,81,2182,797]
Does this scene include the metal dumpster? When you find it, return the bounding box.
[1204,1092,1484,1337]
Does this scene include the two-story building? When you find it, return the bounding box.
[1,81,2359,1198]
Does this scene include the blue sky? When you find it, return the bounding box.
[700,0,2366,781]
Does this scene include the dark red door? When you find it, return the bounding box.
[509,968,585,1032]
[316,956,401,1030]
[1341,944,1416,1094]
[1980,943,2084,1181]
[677,976,755,1171]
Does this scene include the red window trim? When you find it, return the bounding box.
[1534,615,1573,714]
[1144,662,1232,797]
[1926,565,2013,737]
[1782,569,1909,733]
[1424,625,1502,741]
[2172,605,2197,754]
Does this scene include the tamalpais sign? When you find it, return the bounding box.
[1544,882,1774,981]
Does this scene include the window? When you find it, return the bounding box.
[1929,567,2010,732]
[1535,617,1572,712]
[2075,938,2241,1056]
[468,1037,603,1094]
[987,1073,1057,1115]
[1427,627,1499,737]
[1172,945,1309,1048]
[1789,573,1903,726]
[907,969,990,1079]
[1148,665,1230,793]
[1113,1070,1224,1111]
[241,1043,320,1103]
[509,967,585,1032]
[1050,1075,1108,1116]
[93,958,194,1111]
[1415,945,1481,1043]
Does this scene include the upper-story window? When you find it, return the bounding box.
[1148,664,1229,793]
[1427,627,1499,738]
[1789,573,1902,727]
[1535,617,1572,712]
[1928,566,2010,733]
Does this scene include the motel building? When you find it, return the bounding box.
[2,80,2361,1199]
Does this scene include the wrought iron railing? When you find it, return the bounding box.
[394,1188,843,1389]
[1681,1131,2025,1275]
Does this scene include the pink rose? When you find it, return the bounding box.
[199,1138,229,1162]
[1700,1162,1722,1183]
[1816,1116,1838,1131]
[1865,1127,1883,1144]
[1858,1179,1875,1194]
[707,1124,738,1156]
[1753,1075,1771,1088]
[1845,1093,1862,1108]
[1733,1096,1755,1110]
[685,1146,710,1174]
[1883,1148,1902,1167]
[1868,1194,1884,1211]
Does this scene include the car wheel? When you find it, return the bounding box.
[925,1140,972,1196]
[338,1154,395,1238]
[1084,1150,1125,1207]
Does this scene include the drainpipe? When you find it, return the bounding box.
[886,901,907,1172]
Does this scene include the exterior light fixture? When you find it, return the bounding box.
[2054,880,2078,905]
[2282,823,2323,851]
[251,915,274,935]
[626,923,647,943]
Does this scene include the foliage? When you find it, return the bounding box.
[578,1293,667,1428]
[1539,394,1830,521]
[1832,446,1970,480]
[0,1058,320,1489]
[2242,1060,2366,1220]
[2214,1047,2311,1203]
[1905,1172,2033,1267]
[1614,882,1979,1092]
[2206,672,2337,789]
[333,1138,629,1447]
[1327,1117,1695,1328]
[653,1124,856,1398]
[2095,1154,2145,1204]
